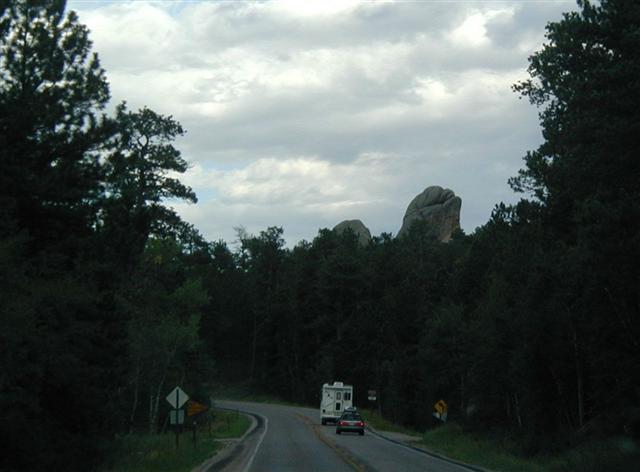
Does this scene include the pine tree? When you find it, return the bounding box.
[0,0,111,252]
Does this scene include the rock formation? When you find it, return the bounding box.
[397,186,461,242]
[333,219,372,246]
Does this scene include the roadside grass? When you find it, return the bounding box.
[419,423,555,471]
[549,436,640,472]
[360,417,639,472]
[419,425,640,472]
[102,409,250,472]
[209,408,251,439]
[360,409,420,435]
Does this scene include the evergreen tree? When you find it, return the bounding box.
[0,2,207,468]
[0,0,110,252]
[0,2,117,469]
[511,0,640,435]
[102,103,197,269]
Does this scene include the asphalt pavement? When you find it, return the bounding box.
[208,400,478,472]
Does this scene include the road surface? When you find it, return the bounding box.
[211,400,475,472]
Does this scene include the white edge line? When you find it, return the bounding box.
[242,414,269,472]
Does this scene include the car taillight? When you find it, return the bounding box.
[339,421,347,426]
[357,421,364,427]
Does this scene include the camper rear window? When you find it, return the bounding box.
[336,392,342,400]
[344,392,351,400]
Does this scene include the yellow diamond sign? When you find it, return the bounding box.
[186,400,209,417]
[434,399,448,415]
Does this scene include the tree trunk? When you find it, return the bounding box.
[514,393,523,428]
[129,358,141,433]
[548,362,574,428]
[459,373,465,414]
[151,379,165,434]
[249,312,257,381]
[148,393,153,434]
[149,351,172,434]
[573,328,584,428]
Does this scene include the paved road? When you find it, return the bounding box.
[213,400,474,472]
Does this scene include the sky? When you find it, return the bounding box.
[68,0,576,246]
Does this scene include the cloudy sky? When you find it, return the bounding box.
[69,0,575,245]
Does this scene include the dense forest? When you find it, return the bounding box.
[1,0,638,470]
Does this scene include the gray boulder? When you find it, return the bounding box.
[333,219,372,246]
[397,186,461,242]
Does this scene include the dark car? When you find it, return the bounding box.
[335,410,365,435]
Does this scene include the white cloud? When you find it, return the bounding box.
[172,152,408,243]
[448,8,515,48]
[274,0,362,18]
[183,153,398,208]
[67,0,575,245]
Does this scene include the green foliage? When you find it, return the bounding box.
[203,5,638,469]
[103,433,217,472]
[511,0,640,207]
[123,238,209,434]
[506,0,640,438]
[0,0,111,248]
[101,103,200,268]
[552,437,640,472]
[0,2,208,469]
[107,103,196,210]
[209,409,251,439]
[102,409,250,472]
[2,1,638,470]
[0,2,116,469]
[420,423,558,472]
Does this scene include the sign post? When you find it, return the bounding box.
[166,387,190,448]
[368,389,377,416]
[186,399,209,449]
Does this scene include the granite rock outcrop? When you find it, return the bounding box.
[397,186,461,242]
[332,219,372,246]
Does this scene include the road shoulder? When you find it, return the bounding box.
[192,409,259,472]
[365,424,493,472]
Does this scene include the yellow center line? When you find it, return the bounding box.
[294,413,366,472]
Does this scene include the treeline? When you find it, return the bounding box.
[0,2,213,470]
[205,0,640,453]
[1,0,639,470]
[210,200,637,451]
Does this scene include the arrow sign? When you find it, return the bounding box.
[187,400,209,417]
[166,386,189,409]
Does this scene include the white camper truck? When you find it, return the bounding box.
[320,381,353,424]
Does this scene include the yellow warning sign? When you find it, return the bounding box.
[434,399,448,414]
[186,400,209,417]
